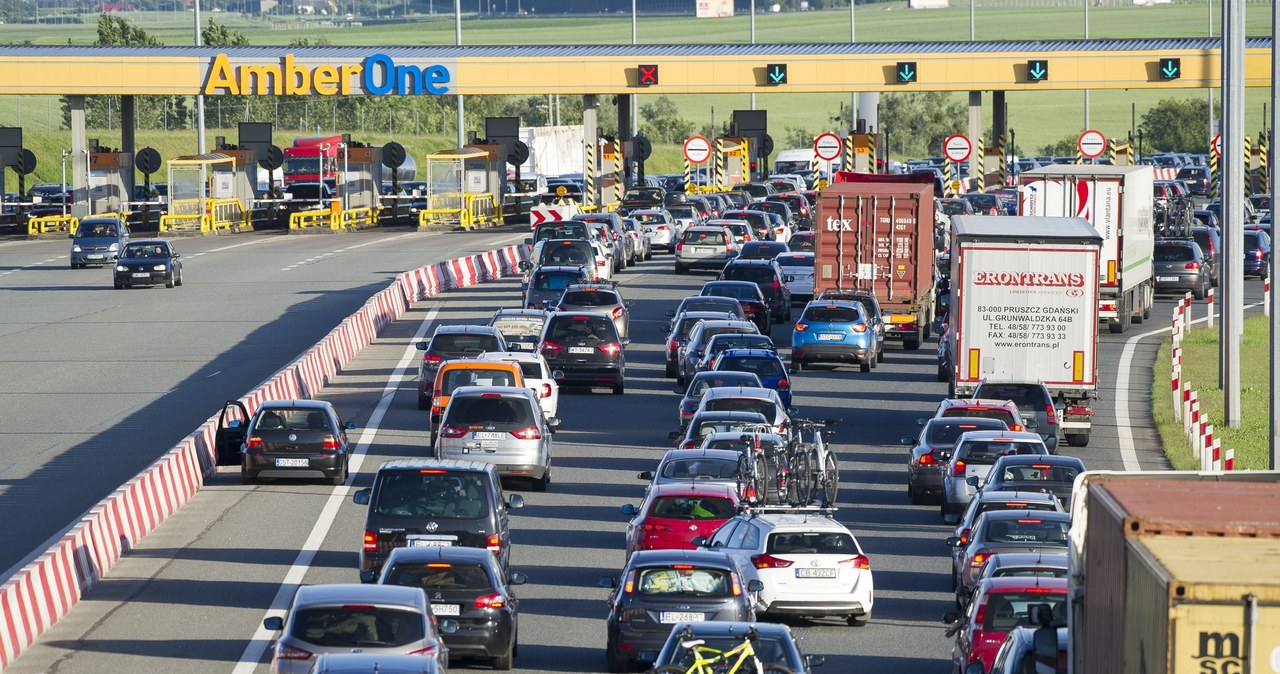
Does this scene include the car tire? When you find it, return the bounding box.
[114,280,123,289]
[612,381,625,395]
[847,612,870,627]
[664,363,676,378]
[949,568,958,591]
[1066,432,1090,447]
[492,640,514,671]
[175,269,183,287]
[605,648,628,674]
[165,272,175,288]
[674,263,687,274]
[70,263,81,269]
[859,358,871,373]
[1193,285,1206,300]
[791,358,803,372]
[240,467,256,485]
[418,393,430,411]
[329,468,346,486]
[904,338,921,350]
[937,366,948,383]
[908,482,922,505]
[940,501,950,522]
[532,471,549,492]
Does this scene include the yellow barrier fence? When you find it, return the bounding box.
[28,214,79,236]
[208,199,248,231]
[417,193,503,230]
[159,213,209,233]
[290,207,379,231]
[338,207,377,229]
[289,209,336,230]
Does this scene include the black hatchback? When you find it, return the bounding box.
[539,312,628,394]
[1153,239,1211,299]
[719,259,793,323]
[415,325,508,410]
[355,459,525,571]
[216,399,356,485]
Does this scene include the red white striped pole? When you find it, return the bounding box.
[1195,411,1208,460]
[1203,425,1215,471]
[1211,438,1222,471]
[1183,293,1192,331]
[1171,359,1182,422]
[1267,278,1272,317]
[1225,448,1235,470]
[1186,390,1199,439]
[1206,287,1215,328]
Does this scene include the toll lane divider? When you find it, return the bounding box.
[0,243,529,671]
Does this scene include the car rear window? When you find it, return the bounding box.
[700,326,758,345]
[1245,233,1263,248]
[292,606,425,648]
[634,213,668,225]
[777,254,813,267]
[649,495,737,520]
[992,567,1069,580]
[803,306,860,323]
[440,368,518,395]
[636,567,733,597]
[666,635,793,669]
[372,471,488,519]
[926,421,1006,445]
[981,592,1066,631]
[431,333,501,355]
[688,374,759,396]
[1155,245,1195,262]
[684,230,725,245]
[680,298,741,316]
[975,500,1058,519]
[660,457,739,480]
[677,316,717,341]
[491,316,547,339]
[717,355,783,378]
[790,234,815,251]
[702,436,783,454]
[766,531,857,555]
[941,408,1016,425]
[956,439,1044,463]
[254,408,333,433]
[974,385,1050,410]
[443,396,536,430]
[532,271,580,290]
[546,316,617,342]
[722,267,774,285]
[703,284,761,302]
[385,562,493,591]
[982,518,1070,545]
[561,289,619,306]
[707,335,772,354]
[539,242,593,266]
[705,398,776,422]
[693,419,766,438]
[995,464,1082,484]
[534,223,588,241]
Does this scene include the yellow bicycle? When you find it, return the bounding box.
[648,626,797,674]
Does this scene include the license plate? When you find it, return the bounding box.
[473,432,505,440]
[87,254,104,260]
[431,604,460,616]
[274,458,308,467]
[1157,276,1178,282]
[693,247,709,254]
[407,536,455,547]
[818,333,844,341]
[660,611,705,623]
[795,568,838,579]
[568,346,594,354]
[131,272,150,278]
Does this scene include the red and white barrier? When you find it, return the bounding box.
[1205,288,1215,328]
[1266,278,1272,317]
[0,242,530,671]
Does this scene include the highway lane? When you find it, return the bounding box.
[0,226,528,579]
[8,247,1233,674]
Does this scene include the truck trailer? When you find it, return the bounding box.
[1068,471,1280,674]
[813,174,936,349]
[1019,164,1156,333]
[948,215,1101,446]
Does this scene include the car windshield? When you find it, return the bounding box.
[372,471,488,519]
[688,374,759,396]
[431,333,501,355]
[561,290,619,307]
[384,562,493,591]
[981,592,1066,632]
[994,464,1082,484]
[722,267,773,285]
[982,518,1070,545]
[660,457,739,480]
[547,316,616,342]
[649,495,736,520]
[957,440,1044,462]
[440,369,517,394]
[705,399,775,422]
[122,244,168,259]
[703,284,760,301]
[927,422,1004,446]
[804,306,860,323]
[767,531,857,554]
[288,184,326,199]
[292,606,425,648]
[490,316,546,339]
[636,567,733,597]
[717,356,784,378]
[76,222,119,238]
[443,396,535,430]
[1155,245,1195,262]
[684,230,726,245]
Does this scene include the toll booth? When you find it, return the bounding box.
[418,146,503,231]
[712,137,749,190]
[160,153,254,234]
[88,149,131,215]
[338,144,381,212]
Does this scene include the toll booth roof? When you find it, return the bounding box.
[169,153,236,166]
[427,148,489,161]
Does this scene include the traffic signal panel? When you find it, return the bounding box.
[895,62,918,84]
[1027,60,1048,82]
[1159,58,1181,80]
[638,65,659,86]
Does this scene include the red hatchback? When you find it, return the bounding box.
[944,577,1067,674]
[620,483,739,562]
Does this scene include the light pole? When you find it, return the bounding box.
[1083,0,1090,128]
[195,0,205,154]
[750,0,756,110]
[969,0,974,40]
[455,0,464,149]
[631,0,638,138]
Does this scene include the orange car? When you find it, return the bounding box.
[430,361,526,440]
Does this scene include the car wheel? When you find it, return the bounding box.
[532,471,549,492]
[612,381,625,395]
[664,363,676,378]
[605,646,628,674]
[1066,432,1090,447]
[791,358,803,372]
[937,366,948,383]
[70,263,80,269]
[940,501,950,522]
[1193,285,1206,300]
[114,280,123,290]
[418,392,430,411]
[165,272,175,288]
[908,482,922,505]
[949,568,958,591]
[859,358,871,373]
[240,466,256,485]
[847,612,870,627]
[175,269,183,287]
[869,351,878,369]
[491,640,514,671]
[674,263,687,274]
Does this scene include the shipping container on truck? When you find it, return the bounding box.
[1019,165,1156,334]
[948,215,1101,446]
[814,173,936,349]
[283,135,345,185]
[1067,471,1280,674]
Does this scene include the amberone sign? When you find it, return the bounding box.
[203,53,453,96]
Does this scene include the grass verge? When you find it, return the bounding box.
[1151,313,1271,470]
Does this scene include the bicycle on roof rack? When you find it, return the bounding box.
[731,426,788,506]
[786,418,840,507]
[647,625,797,674]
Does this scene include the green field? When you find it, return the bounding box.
[0,4,1274,182]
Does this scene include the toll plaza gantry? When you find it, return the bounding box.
[0,37,1271,215]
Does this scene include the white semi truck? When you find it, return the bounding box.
[949,215,1102,447]
[1019,164,1156,333]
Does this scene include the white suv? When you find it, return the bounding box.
[698,507,874,626]
[478,351,561,419]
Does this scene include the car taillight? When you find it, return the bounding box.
[1045,404,1057,425]
[971,604,987,635]
[971,552,991,568]
[725,241,734,252]
[598,342,622,355]
[598,260,607,267]
[919,452,938,466]
[473,592,506,609]
[541,383,552,398]
[772,278,780,289]
[406,645,438,657]
[731,575,744,596]
[612,306,625,319]
[668,337,678,350]
[486,532,501,553]
[541,340,564,354]
[439,424,469,439]
[246,436,264,450]
[676,241,683,252]
[752,553,795,569]
[839,555,871,570]
[322,435,339,450]
[642,522,671,532]
[1185,261,1201,270]
[778,378,789,390]
[658,225,668,230]
[1256,249,1265,260]
[622,570,636,594]
[422,353,444,363]
[959,528,971,545]
[511,425,542,440]
[1065,404,1093,416]
[680,440,696,449]
[851,323,867,333]
[953,459,967,477]
[363,530,378,553]
[276,643,313,660]
[794,321,809,332]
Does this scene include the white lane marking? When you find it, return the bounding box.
[279,233,419,272]
[231,306,439,674]
[1115,300,1262,471]
[1,256,66,276]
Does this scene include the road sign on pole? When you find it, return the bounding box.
[1077,129,1107,159]
[943,134,972,163]
[814,133,842,162]
[683,136,712,165]
[1212,132,1223,157]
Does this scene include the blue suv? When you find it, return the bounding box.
[791,300,877,372]
[710,348,792,408]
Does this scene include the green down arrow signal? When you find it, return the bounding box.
[767,64,787,84]
[1162,60,1180,78]
[1028,61,1047,81]
[897,62,916,83]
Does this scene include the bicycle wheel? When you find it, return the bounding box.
[821,452,839,506]
[791,448,812,506]
[774,452,790,505]
[755,454,773,505]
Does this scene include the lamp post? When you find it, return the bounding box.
[194,0,205,154]
[455,0,464,149]
[750,0,756,110]
[1083,0,1091,128]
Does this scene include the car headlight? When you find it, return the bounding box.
[153,264,167,271]
[72,245,82,252]
[116,265,127,272]
[108,243,119,252]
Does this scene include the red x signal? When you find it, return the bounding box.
[638,65,659,86]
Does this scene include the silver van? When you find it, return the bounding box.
[675,225,739,274]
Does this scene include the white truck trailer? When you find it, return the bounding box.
[949,215,1102,447]
[1019,164,1156,333]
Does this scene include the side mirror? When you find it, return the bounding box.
[518,261,531,272]
[546,417,561,430]
[966,476,979,488]
[508,571,528,586]
[943,512,960,525]
[344,420,357,430]
[522,238,533,247]
[664,309,676,317]
[942,611,960,625]
[690,535,708,547]
[625,301,635,309]
[263,616,284,631]
[1023,417,1040,430]
[785,275,796,283]
[805,654,826,668]
[621,339,632,347]
[900,436,915,446]
[439,619,459,634]
[638,470,654,480]
[551,370,565,380]
[747,579,765,592]
[945,536,962,548]
[353,488,371,506]
[620,503,637,516]
[598,576,618,589]
[359,569,378,584]
[507,494,525,509]
[917,418,928,426]
[173,252,181,258]
[227,419,243,429]
[415,341,429,351]
[638,650,660,663]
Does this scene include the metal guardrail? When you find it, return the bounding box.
[159,213,209,233]
[417,193,504,230]
[28,214,79,236]
[290,206,380,231]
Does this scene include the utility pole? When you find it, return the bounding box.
[1222,0,1244,426]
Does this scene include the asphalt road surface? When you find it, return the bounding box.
[4,237,1263,673]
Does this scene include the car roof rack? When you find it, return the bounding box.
[736,504,839,518]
